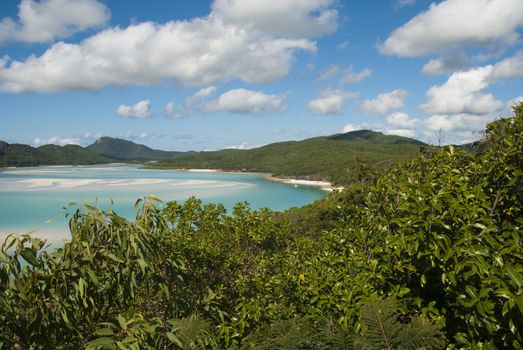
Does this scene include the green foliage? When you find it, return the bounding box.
[1,105,522,348]
[148,129,424,184]
[86,137,189,161]
[0,142,110,166]
[356,299,444,350]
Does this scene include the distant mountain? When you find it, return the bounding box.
[0,142,110,167]
[327,129,426,145]
[87,137,187,161]
[149,130,427,184]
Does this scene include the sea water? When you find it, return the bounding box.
[0,164,326,245]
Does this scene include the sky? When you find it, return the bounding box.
[0,0,522,151]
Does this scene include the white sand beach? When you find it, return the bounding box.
[265,176,334,191]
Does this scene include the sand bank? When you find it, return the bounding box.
[265,176,334,191]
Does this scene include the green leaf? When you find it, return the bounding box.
[86,337,114,348]
[505,265,523,288]
[95,328,115,336]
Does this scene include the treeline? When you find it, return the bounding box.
[0,105,522,349]
[0,142,110,167]
[147,130,424,185]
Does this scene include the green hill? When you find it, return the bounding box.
[0,142,110,167]
[149,130,426,184]
[87,137,187,161]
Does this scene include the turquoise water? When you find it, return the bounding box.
[0,164,326,244]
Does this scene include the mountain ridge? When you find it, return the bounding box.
[86,136,188,161]
[148,129,427,184]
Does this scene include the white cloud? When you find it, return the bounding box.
[316,65,340,81]
[224,142,260,150]
[121,131,152,140]
[33,136,81,146]
[336,40,348,50]
[273,128,286,135]
[308,89,358,115]
[384,112,420,138]
[165,101,183,119]
[316,65,371,84]
[380,0,523,57]
[425,114,495,132]
[422,52,523,115]
[342,122,382,133]
[185,86,217,108]
[507,95,523,109]
[489,50,523,81]
[204,88,286,114]
[395,0,417,8]
[422,66,502,115]
[386,112,420,129]
[0,0,109,44]
[422,51,472,74]
[0,0,333,93]
[342,124,361,133]
[117,100,152,119]
[211,0,338,38]
[340,66,372,85]
[361,89,408,114]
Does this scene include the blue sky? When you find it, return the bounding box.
[0,0,522,151]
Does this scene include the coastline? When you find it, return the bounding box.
[265,175,334,192]
[147,165,336,192]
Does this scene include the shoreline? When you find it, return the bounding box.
[265,175,334,192]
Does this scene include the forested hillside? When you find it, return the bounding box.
[0,142,110,166]
[149,130,425,184]
[86,137,189,161]
[0,105,522,349]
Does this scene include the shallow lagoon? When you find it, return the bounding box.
[0,164,326,245]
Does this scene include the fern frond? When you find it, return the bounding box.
[168,314,216,350]
[397,317,445,350]
[241,316,321,350]
[360,299,401,350]
[317,318,355,350]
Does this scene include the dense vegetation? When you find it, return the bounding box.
[87,137,189,161]
[148,130,424,184]
[1,105,522,349]
[0,137,190,167]
[0,142,110,167]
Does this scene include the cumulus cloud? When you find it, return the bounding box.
[224,142,261,150]
[340,66,372,85]
[33,136,81,146]
[336,41,348,50]
[185,86,217,108]
[308,89,358,115]
[361,89,407,114]
[0,0,109,44]
[204,88,286,114]
[422,66,501,115]
[211,0,338,38]
[316,65,340,81]
[117,100,152,119]
[316,65,371,84]
[489,50,523,81]
[387,112,420,129]
[385,112,420,138]
[422,52,523,115]
[422,51,472,74]
[165,101,183,119]
[0,0,336,93]
[342,122,382,133]
[507,95,523,109]
[121,131,152,140]
[425,114,495,133]
[380,0,523,57]
[395,0,417,8]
